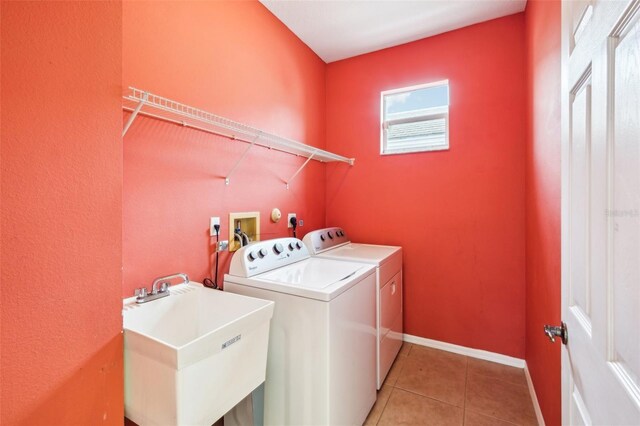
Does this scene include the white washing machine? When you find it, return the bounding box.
[224,237,377,426]
[303,228,403,389]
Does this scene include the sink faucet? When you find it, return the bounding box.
[135,273,190,304]
[152,273,189,293]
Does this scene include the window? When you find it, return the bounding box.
[381,80,449,155]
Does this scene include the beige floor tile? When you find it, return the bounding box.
[364,385,393,425]
[466,373,537,426]
[378,388,463,426]
[382,353,407,386]
[464,410,518,426]
[395,353,467,407]
[399,342,412,356]
[467,358,527,386]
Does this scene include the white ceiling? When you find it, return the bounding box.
[260,0,527,63]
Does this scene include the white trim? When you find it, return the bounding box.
[525,364,547,426]
[403,333,525,368]
[381,79,449,96]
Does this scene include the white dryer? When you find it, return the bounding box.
[224,237,376,426]
[303,228,403,389]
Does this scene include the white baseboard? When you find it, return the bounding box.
[403,333,526,368]
[525,364,546,426]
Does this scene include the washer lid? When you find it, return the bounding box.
[233,257,375,301]
[318,243,402,266]
[257,257,366,288]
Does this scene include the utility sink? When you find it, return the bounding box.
[123,282,274,426]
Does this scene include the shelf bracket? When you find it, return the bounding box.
[122,92,148,137]
[285,151,316,190]
[225,133,262,185]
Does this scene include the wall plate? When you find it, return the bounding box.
[210,217,220,237]
[271,208,282,223]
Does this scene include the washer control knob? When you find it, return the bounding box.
[288,242,296,251]
[274,243,284,254]
[248,251,257,261]
[259,248,268,258]
[328,231,334,239]
[296,241,303,250]
[320,234,325,241]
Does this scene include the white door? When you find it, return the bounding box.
[561,0,640,424]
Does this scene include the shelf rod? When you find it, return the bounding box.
[286,151,316,190]
[225,133,262,185]
[123,107,295,154]
[123,88,354,165]
[122,92,148,137]
[124,107,247,142]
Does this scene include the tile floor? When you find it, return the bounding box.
[365,343,538,426]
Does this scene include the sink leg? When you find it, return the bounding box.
[251,383,265,426]
[224,382,265,426]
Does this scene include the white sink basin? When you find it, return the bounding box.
[123,282,274,426]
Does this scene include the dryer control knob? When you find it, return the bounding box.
[288,242,295,251]
[328,231,334,239]
[248,251,257,261]
[320,234,325,241]
[296,241,303,250]
[259,248,268,258]
[274,243,284,254]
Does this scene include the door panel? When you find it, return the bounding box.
[569,76,593,332]
[571,1,593,52]
[611,5,640,406]
[570,378,591,426]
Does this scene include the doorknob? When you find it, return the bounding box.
[544,322,568,345]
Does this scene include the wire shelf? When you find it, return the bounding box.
[122,87,354,187]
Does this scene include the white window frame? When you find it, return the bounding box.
[380,79,450,155]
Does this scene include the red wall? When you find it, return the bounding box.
[0,2,559,423]
[326,15,527,358]
[1,2,124,424]
[524,1,562,424]
[122,1,330,296]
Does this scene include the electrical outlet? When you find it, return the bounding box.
[210,217,220,237]
[287,213,296,228]
[216,240,229,252]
